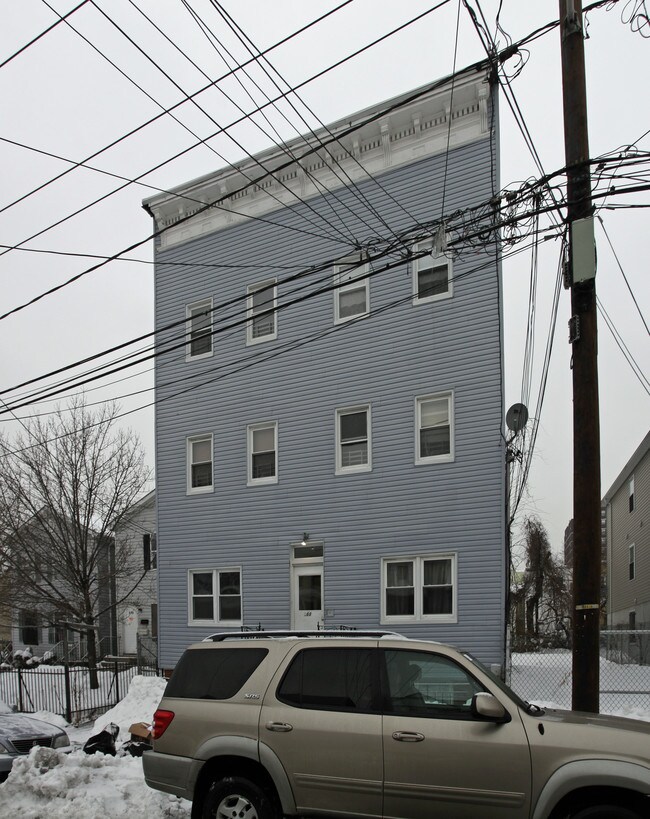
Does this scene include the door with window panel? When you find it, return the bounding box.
[291,564,323,630]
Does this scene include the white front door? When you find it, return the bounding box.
[122,606,138,654]
[292,564,323,630]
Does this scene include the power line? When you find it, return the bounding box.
[596,215,649,335]
[0,0,355,220]
[1,234,549,447]
[0,0,90,69]
[0,167,578,404]
[0,52,495,323]
[41,0,357,248]
[206,0,422,247]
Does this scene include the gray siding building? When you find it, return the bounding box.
[605,430,650,628]
[144,69,506,671]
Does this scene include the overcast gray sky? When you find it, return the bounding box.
[1,0,648,555]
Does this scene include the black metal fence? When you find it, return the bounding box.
[0,662,161,725]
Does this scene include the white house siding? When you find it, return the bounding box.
[113,491,158,654]
[149,76,505,669]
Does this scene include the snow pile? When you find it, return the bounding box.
[89,673,167,738]
[2,748,189,818]
[0,675,190,818]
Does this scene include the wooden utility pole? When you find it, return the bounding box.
[559,0,601,712]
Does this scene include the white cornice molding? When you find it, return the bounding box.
[145,70,492,250]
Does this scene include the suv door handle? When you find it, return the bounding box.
[265,721,293,732]
[392,731,425,742]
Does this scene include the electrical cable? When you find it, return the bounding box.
[597,297,650,393]
[40,0,358,249]
[1,233,552,445]
[0,0,356,219]
[175,0,392,247]
[596,215,649,335]
[0,51,495,323]
[206,0,420,248]
[0,0,90,69]
[0,170,580,404]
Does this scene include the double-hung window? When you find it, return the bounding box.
[186,299,213,359]
[247,280,277,344]
[382,554,456,623]
[412,240,452,304]
[187,434,213,494]
[247,422,278,485]
[334,259,369,323]
[336,405,371,474]
[189,568,242,625]
[629,543,636,580]
[629,475,635,512]
[416,392,453,463]
[143,533,157,571]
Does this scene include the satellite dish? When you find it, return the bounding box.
[506,403,529,434]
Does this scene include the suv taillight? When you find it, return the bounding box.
[152,709,175,739]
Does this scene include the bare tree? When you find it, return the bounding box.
[510,516,571,650]
[0,399,151,685]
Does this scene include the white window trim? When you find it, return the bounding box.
[412,240,453,305]
[186,299,213,361]
[629,543,636,581]
[247,421,278,486]
[333,260,369,324]
[188,567,243,627]
[187,433,214,495]
[381,553,457,624]
[246,279,277,345]
[335,404,372,475]
[415,391,454,465]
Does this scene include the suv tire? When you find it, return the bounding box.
[202,775,279,819]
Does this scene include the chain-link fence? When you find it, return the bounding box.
[507,630,650,714]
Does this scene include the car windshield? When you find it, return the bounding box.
[462,652,542,713]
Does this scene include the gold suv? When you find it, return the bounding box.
[143,631,650,819]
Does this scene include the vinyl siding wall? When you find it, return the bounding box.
[608,447,650,626]
[153,132,505,668]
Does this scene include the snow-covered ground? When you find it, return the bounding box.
[1,654,649,818]
[0,675,191,818]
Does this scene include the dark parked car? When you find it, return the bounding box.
[0,714,70,781]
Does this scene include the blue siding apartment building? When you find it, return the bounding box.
[144,67,506,671]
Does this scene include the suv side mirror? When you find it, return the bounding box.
[472,692,510,723]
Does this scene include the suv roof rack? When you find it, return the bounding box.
[203,630,403,642]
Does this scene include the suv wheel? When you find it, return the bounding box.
[203,775,279,819]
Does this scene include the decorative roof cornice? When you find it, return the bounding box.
[144,67,492,249]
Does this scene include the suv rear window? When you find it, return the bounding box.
[165,647,268,699]
[277,648,376,711]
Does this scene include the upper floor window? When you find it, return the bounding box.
[247,422,278,485]
[143,533,157,571]
[412,240,452,304]
[629,543,636,580]
[382,554,456,623]
[336,405,371,474]
[187,434,213,494]
[189,568,242,625]
[629,475,635,513]
[415,392,453,464]
[186,299,213,359]
[247,280,277,344]
[334,260,369,323]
